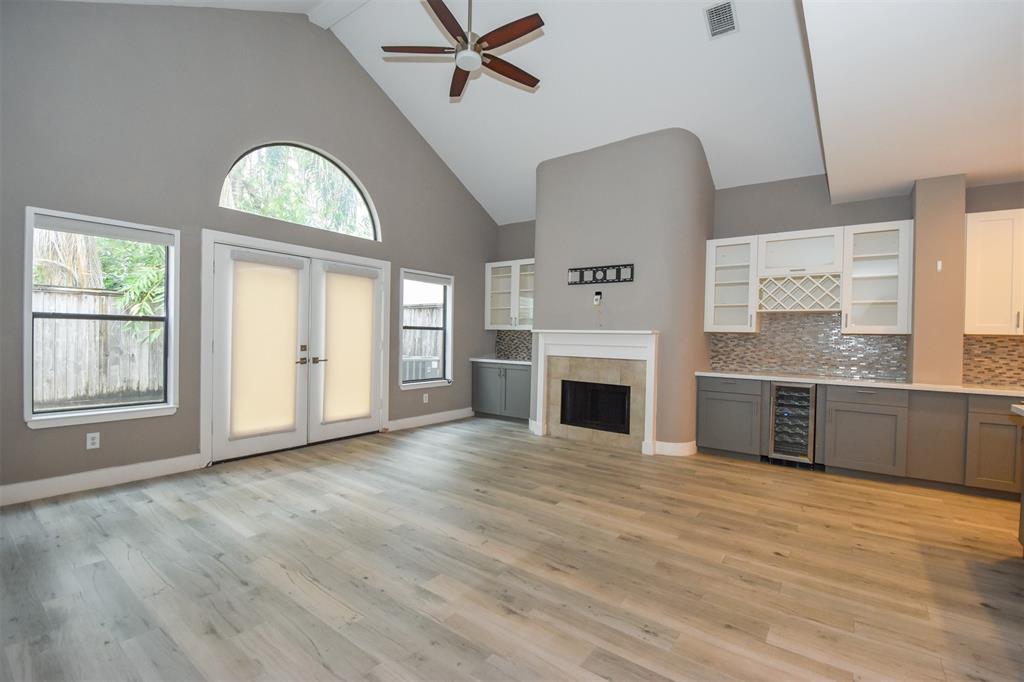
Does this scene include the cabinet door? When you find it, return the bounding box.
[841,221,913,334]
[704,237,758,332]
[472,364,506,415]
[966,412,1022,492]
[503,366,531,419]
[906,392,967,484]
[516,260,535,330]
[964,210,1024,336]
[757,227,843,278]
[697,390,762,455]
[485,263,515,330]
[826,402,908,475]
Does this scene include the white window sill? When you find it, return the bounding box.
[400,379,453,391]
[25,404,178,430]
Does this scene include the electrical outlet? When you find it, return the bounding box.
[85,432,100,450]
[423,393,429,404]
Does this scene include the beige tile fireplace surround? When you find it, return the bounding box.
[531,330,694,456]
[546,356,646,451]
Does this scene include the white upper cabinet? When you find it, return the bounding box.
[841,220,913,334]
[704,236,758,333]
[485,258,535,330]
[757,227,844,278]
[965,209,1024,336]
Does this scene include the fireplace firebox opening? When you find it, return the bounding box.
[560,380,630,434]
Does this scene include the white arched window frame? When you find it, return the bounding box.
[219,143,381,242]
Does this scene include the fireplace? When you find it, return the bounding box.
[560,380,631,434]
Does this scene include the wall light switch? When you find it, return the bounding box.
[86,432,100,450]
[593,291,603,306]
[936,259,943,272]
[423,393,429,404]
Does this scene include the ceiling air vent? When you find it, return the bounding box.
[705,1,738,38]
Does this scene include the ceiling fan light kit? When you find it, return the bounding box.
[381,0,544,98]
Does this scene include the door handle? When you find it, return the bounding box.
[312,357,328,364]
[296,358,308,365]
[1017,311,1021,329]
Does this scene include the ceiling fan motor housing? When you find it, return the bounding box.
[455,48,483,72]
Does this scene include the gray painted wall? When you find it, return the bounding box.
[714,174,912,238]
[965,181,1024,213]
[0,2,498,484]
[496,221,535,261]
[912,175,967,385]
[534,129,714,444]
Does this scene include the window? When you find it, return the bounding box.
[219,144,378,241]
[25,208,179,428]
[400,270,453,389]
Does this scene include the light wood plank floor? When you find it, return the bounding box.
[2,417,1022,681]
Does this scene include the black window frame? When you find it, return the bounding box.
[30,240,171,415]
[400,276,450,385]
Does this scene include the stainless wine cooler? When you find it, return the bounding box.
[769,382,816,464]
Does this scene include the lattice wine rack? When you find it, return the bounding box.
[759,274,841,312]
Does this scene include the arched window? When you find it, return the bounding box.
[220,144,378,240]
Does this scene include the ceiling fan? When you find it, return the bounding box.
[382,0,544,98]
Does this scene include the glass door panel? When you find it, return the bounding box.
[517,261,534,328]
[309,263,382,442]
[212,245,309,461]
[489,264,513,327]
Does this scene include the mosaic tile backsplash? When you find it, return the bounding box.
[709,312,910,381]
[495,330,533,362]
[963,335,1024,385]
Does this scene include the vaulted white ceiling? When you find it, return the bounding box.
[322,0,826,224]
[46,0,1024,223]
[803,0,1024,203]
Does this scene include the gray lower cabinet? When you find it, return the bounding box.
[966,412,1022,492]
[825,401,908,476]
[907,392,967,484]
[472,362,530,420]
[697,389,762,456]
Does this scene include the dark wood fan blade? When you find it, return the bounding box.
[483,54,539,88]
[426,0,467,43]
[382,46,455,54]
[477,13,544,49]
[450,67,470,97]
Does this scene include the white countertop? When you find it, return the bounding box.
[1012,404,1024,416]
[471,357,532,366]
[696,371,1024,398]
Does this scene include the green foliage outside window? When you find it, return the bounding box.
[219,145,375,240]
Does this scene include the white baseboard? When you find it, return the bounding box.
[385,407,474,432]
[528,419,542,435]
[655,440,697,457]
[0,452,208,507]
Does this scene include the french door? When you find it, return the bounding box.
[211,244,384,461]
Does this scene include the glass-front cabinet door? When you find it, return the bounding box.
[704,236,758,332]
[516,261,534,329]
[485,259,535,330]
[841,220,913,334]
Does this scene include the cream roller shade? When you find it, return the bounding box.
[322,271,375,423]
[229,259,300,439]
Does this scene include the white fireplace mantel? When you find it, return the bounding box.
[532,329,690,456]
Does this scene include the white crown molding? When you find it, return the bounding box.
[0,453,208,507]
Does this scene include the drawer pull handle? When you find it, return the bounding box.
[722,380,737,384]
[856,390,877,394]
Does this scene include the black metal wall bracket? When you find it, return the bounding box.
[567,264,634,286]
